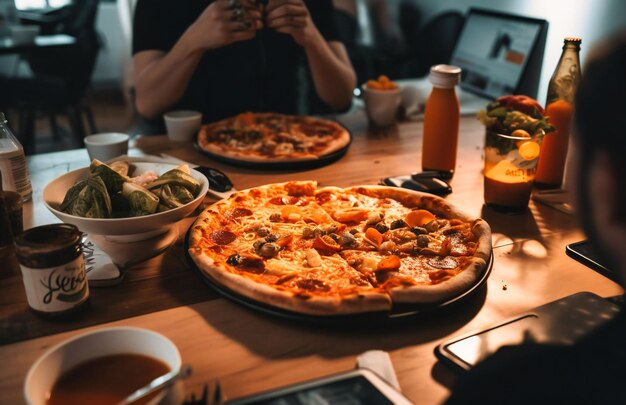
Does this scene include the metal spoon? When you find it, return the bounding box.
[116,364,192,405]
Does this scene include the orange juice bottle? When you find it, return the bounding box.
[535,38,581,188]
[422,65,461,179]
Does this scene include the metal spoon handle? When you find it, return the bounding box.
[117,364,192,405]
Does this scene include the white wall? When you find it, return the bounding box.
[411,0,626,101]
[92,2,127,86]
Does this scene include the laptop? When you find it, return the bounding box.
[406,8,549,116]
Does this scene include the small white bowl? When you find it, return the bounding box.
[361,84,402,127]
[84,133,130,162]
[163,110,202,142]
[24,327,182,405]
[9,25,39,45]
[43,161,209,241]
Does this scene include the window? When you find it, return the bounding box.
[14,0,71,11]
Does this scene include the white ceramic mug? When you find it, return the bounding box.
[163,110,202,142]
[362,85,402,127]
[24,326,183,405]
[84,133,129,162]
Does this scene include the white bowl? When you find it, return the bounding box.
[10,25,39,45]
[361,84,402,127]
[43,161,209,240]
[24,327,182,405]
[163,110,202,142]
[84,133,129,162]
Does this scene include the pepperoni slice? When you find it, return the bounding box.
[296,279,330,292]
[427,257,458,269]
[226,208,253,220]
[210,230,237,245]
[238,257,265,274]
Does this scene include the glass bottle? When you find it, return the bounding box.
[422,65,461,179]
[0,188,21,276]
[0,112,32,202]
[534,38,582,188]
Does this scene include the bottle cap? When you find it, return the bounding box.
[564,37,582,43]
[429,65,462,88]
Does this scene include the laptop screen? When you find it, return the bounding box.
[450,9,547,100]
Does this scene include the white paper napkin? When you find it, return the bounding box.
[82,236,124,287]
[356,350,401,390]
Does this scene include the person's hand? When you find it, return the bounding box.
[188,0,263,51]
[265,0,321,47]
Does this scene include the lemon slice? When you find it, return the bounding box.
[519,141,540,160]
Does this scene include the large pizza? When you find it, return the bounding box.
[188,181,492,315]
[196,113,350,162]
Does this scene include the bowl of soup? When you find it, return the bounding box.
[24,327,183,405]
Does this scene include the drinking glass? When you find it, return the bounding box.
[483,130,544,213]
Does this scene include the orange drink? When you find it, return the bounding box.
[534,99,574,187]
[484,131,544,213]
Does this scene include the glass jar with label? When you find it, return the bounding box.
[14,224,89,315]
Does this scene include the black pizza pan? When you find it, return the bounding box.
[184,228,494,326]
[192,120,352,171]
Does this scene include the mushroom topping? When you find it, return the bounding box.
[256,226,270,237]
[416,234,429,247]
[265,233,280,243]
[390,219,405,230]
[424,220,440,233]
[340,231,357,247]
[269,212,281,222]
[257,242,280,258]
[374,222,389,234]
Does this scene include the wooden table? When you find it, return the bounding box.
[1,111,622,404]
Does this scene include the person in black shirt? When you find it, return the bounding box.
[132,0,356,125]
[445,35,626,404]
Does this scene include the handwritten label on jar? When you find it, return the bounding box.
[20,256,89,313]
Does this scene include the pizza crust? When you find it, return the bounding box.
[388,258,486,304]
[189,250,392,315]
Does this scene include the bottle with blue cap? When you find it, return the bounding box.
[421,65,462,179]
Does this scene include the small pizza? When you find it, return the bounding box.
[196,113,350,162]
[188,182,492,315]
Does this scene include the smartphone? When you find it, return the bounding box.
[566,240,616,282]
[381,174,451,196]
[226,368,413,405]
[435,292,620,372]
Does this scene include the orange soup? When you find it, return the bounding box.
[47,354,170,405]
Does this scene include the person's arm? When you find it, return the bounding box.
[133,0,262,120]
[265,0,356,111]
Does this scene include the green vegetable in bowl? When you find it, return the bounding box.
[121,182,159,216]
[60,176,112,218]
[60,160,201,219]
[145,168,201,196]
[90,159,128,195]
